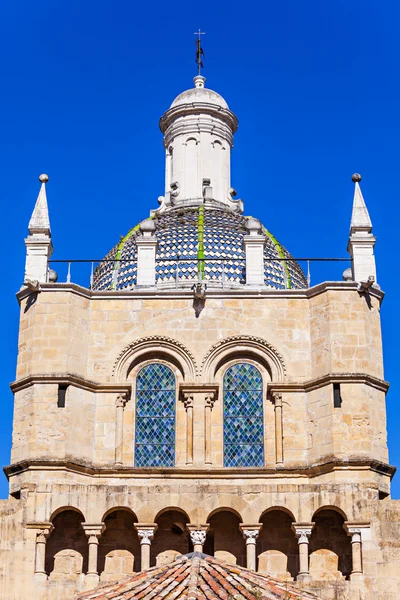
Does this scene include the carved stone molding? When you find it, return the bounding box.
[112,335,197,380]
[201,335,287,382]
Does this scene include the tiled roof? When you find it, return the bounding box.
[77,553,322,600]
[92,207,307,291]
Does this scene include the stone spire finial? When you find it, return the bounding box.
[24,174,53,284]
[28,174,51,235]
[347,174,377,285]
[350,173,372,234]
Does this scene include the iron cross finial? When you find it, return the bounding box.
[194,29,206,75]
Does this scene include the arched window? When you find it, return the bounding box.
[223,363,264,467]
[135,363,176,467]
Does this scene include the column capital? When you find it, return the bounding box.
[116,392,129,408]
[271,391,283,407]
[187,525,209,549]
[344,521,370,540]
[26,521,54,535]
[82,523,105,541]
[240,524,262,543]
[292,523,314,543]
[205,391,217,409]
[134,523,158,545]
[180,392,194,410]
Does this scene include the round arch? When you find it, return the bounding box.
[112,335,197,381]
[201,335,286,382]
[102,506,138,522]
[49,506,85,523]
[312,505,348,522]
[153,506,191,523]
[259,506,297,523]
[206,507,243,523]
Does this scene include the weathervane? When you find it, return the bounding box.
[194,29,205,75]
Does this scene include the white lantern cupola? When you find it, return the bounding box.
[157,76,241,213]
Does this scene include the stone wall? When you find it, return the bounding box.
[1,282,396,599]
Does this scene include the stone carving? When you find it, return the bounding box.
[227,187,244,214]
[181,393,194,410]
[137,529,154,545]
[271,391,283,407]
[295,528,313,544]
[205,392,216,409]
[242,529,260,543]
[37,529,52,543]
[192,281,207,300]
[112,335,197,379]
[116,392,128,408]
[190,530,207,546]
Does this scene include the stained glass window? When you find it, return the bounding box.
[223,363,264,467]
[135,363,176,467]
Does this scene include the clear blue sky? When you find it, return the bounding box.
[1,0,399,498]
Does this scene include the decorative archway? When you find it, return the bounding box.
[112,335,197,381]
[201,335,287,383]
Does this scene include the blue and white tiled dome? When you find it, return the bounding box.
[92,207,307,291]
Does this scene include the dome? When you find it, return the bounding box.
[92,207,307,291]
[170,86,229,110]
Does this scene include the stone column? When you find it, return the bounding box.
[135,524,158,570]
[33,524,54,581]
[292,524,314,582]
[82,524,105,588]
[115,392,128,466]
[182,393,194,465]
[240,525,262,571]
[187,524,209,553]
[345,523,368,581]
[204,392,216,465]
[272,392,283,464]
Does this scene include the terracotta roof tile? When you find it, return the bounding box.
[76,553,322,600]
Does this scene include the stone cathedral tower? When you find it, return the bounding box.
[1,73,400,600]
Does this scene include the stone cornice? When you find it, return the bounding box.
[10,371,389,394]
[10,373,131,394]
[268,372,389,394]
[4,456,396,481]
[16,280,385,304]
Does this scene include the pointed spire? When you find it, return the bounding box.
[350,173,372,233]
[24,174,53,284]
[28,174,51,235]
[347,173,377,285]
